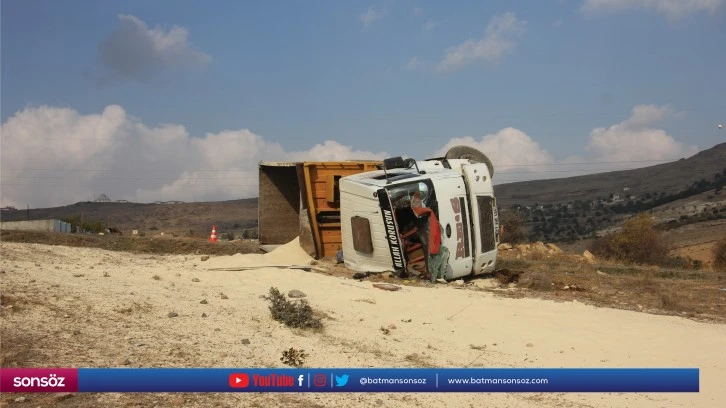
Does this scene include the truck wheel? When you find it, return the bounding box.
[445,146,494,178]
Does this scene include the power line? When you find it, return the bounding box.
[0,163,707,182]
[494,186,724,201]
[2,181,719,194]
[0,157,683,173]
[493,159,676,168]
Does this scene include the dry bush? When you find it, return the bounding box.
[494,269,522,284]
[528,249,547,261]
[517,270,552,291]
[280,347,308,367]
[266,287,323,330]
[500,210,527,245]
[589,213,671,266]
[658,291,680,311]
[714,237,726,271]
[636,267,659,293]
[113,301,152,315]
[404,353,436,367]
[661,255,696,270]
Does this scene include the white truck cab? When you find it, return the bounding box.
[339,146,499,280]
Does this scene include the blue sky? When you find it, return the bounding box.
[1,0,725,207]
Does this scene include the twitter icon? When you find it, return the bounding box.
[334,374,349,387]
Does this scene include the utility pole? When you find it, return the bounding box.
[80,209,84,234]
[27,204,29,220]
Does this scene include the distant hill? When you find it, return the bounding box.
[0,198,258,238]
[2,142,724,243]
[494,142,726,207]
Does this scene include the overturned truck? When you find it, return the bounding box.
[339,146,500,280]
[257,146,499,280]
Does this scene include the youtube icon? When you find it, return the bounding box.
[228,373,249,388]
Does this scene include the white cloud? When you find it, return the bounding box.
[404,57,424,71]
[431,105,699,184]
[436,12,526,73]
[96,14,210,83]
[434,127,555,182]
[585,104,699,162]
[424,20,439,31]
[413,7,424,16]
[581,0,723,20]
[360,6,386,30]
[553,19,564,27]
[0,105,387,208]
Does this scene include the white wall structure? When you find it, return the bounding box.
[0,219,72,233]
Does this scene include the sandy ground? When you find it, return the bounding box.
[2,240,725,407]
[672,242,719,267]
[668,220,725,268]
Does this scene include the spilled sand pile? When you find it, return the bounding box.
[204,237,312,270]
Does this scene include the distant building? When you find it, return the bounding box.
[115,199,130,203]
[94,194,111,203]
[0,206,17,212]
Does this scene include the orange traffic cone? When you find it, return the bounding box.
[209,225,217,243]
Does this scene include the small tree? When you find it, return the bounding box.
[242,229,250,239]
[500,210,527,244]
[714,237,726,271]
[589,213,670,265]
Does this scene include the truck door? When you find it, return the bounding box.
[461,163,498,274]
[432,178,474,279]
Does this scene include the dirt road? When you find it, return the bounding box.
[2,241,725,407]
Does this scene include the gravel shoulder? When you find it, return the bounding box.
[2,242,725,407]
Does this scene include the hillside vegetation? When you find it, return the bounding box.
[494,141,726,206]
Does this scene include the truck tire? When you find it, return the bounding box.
[445,146,494,178]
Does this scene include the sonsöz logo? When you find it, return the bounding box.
[13,374,66,388]
[0,368,78,393]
